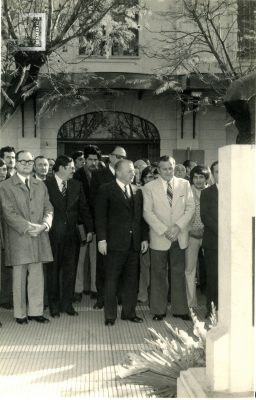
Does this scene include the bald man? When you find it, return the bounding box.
[95,159,148,326]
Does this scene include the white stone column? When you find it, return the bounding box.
[206,144,255,392]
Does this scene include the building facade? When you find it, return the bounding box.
[1,0,242,167]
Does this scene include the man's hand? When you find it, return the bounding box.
[164,225,181,241]
[189,229,204,239]
[164,228,173,240]
[141,241,148,254]
[98,241,107,255]
[170,225,181,241]
[27,224,46,237]
[86,232,93,243]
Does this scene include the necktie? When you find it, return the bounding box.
[167,181,173,208]
[62,181,67,196]
[25,178,30,191]
[124,184,130,199]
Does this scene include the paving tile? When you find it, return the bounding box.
[0,289,208,397]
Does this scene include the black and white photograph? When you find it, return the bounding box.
[0,0,255,398]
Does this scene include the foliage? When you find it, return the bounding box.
[1,0,142,124]
[142,0,256,104]
[117,304,218,398]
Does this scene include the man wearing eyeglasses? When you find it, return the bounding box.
[90,146,126,310]
[44,155,94,318]
[0,151,54,325]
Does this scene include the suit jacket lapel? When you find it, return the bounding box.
[13,173,30,194]
[212,183,218,203]
[172,176,184,208]
[49,177,66,210]
[152,178,170,209]
[30,176,39,199]
[111,181,131,209]
[105,166,115,182]
[66,180,77,210]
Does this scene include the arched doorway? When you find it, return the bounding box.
[57,111,160,162]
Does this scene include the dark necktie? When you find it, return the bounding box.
[124,184,131,199]
[62,181,67,196]
[167,181,173,208]
[25,178,30,191]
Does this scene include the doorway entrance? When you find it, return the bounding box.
[57,111,160,162]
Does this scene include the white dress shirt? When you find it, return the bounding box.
[109,165,115,175]
[17,173,30,188]
[116,178,131,197]
[160,176,174,194]
[55,174,66,192]
[35,174,43,181]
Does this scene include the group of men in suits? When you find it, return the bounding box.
[0,143,219,327]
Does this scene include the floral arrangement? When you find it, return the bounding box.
[117,303,217,398]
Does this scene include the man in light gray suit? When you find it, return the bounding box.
[143,156,195,321]
[0,151,53,325]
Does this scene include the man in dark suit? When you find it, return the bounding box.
[95,159,148,326]
[45,155,94,318]
[73,145,101,302]
[90,145,126,309]
[200,161,219,319]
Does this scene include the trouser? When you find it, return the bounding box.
[13,263,44,319]
[204,248,218,312]
[47,236,79,314]
[75,234,97,293]
[0,249,13,304]
[43,264,48,306]
[150,241,189,315]
[104,246,139,320]
[185,236,202,307]
[137,250,150,302]
[198,247,207,289]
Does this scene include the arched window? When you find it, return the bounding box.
[58,111,160,141]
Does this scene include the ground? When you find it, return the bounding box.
[0,290,209,398]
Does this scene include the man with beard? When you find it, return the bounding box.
[73,145,101,302]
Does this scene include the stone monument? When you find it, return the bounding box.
[177,144,255,398]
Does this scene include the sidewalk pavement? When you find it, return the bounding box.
[0,290,209,398]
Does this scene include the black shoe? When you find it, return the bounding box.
[205,310,211,319]
[60,309,79,316]
[90,291,97,300]
[0,302,14,310]
[50,311,60,318]
[118,299,122,305]
[44,305,48,311]
[16,317,28,325]
[173,314,192,321]
[83,290,90,295]
[105,319,115,326]
[121,316,143,323]
[28,316,50,323]
[73,292,82,303]
[93,300,104,309]
[153,313,166,321]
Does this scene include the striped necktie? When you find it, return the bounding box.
[167,181,173,208]
[61,181,67,196]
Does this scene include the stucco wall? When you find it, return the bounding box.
[0,91,237,166]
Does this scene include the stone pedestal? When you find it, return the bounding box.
[177,145,255,398]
